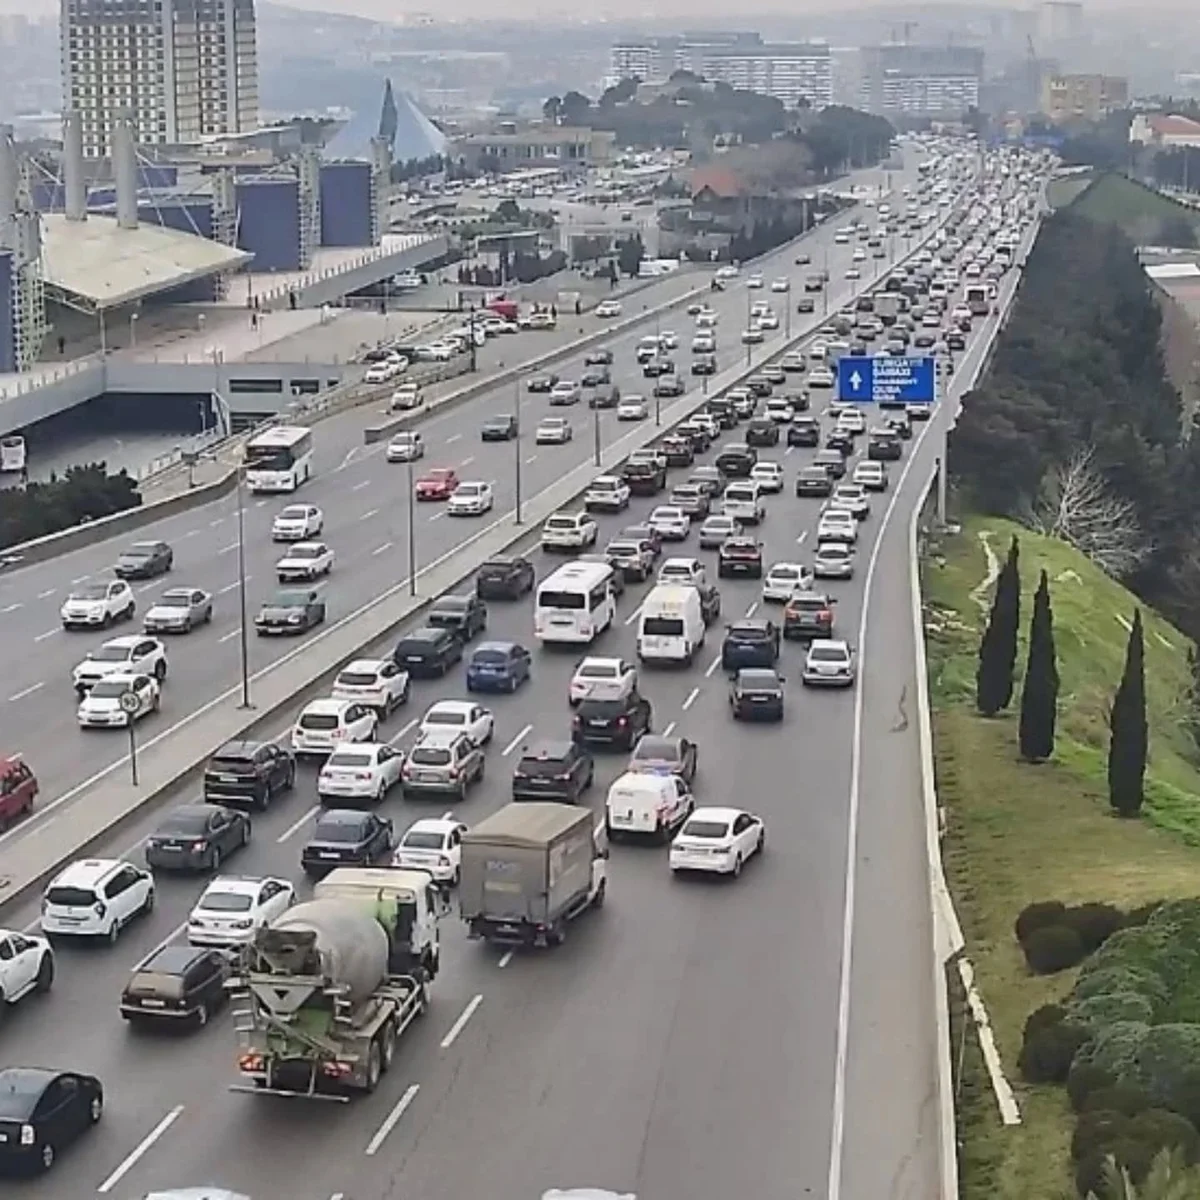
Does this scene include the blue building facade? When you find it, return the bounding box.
[235,177,302,272]
[0,251,14,374]
[31,166,179,212]
[319,161,373,247]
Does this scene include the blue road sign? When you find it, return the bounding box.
[836,355,936,405]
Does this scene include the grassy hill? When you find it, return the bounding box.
[1065,171,1200,244]
[923,513,1200,1200]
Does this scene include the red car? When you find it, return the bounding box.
[415,468,459,501]
[0,756,37,828]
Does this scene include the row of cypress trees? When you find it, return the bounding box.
[973,536,1148,817]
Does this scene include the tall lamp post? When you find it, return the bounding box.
[593,405,602,468]
[235,466,252,709]
[514,376,523,525]
[744,290,752,367]
[406,458,417,596]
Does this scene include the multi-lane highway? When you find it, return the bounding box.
[0,158,910,827]
[0,140,1046,1200]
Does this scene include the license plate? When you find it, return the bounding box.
[140,998,167,1008]
[589,720,611,728]
[162,842,183,850]
[406,656,423,664]
[318,851,340,859]
[498,924,520,933]
[418,771,441,782]
[216,774,239,783]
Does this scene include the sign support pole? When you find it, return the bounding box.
[935,362,948,526]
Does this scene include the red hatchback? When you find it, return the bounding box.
[415,468,459,501]
[0,757,37,827]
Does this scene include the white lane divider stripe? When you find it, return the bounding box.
[682,687,700,710]
[388,718,418,746]
[97,1105,185,1193]
[440,994,483,1049]
[8,682,44,702]
[498,950,514,968]
[364,1084,420,1157]
[705,654,722,678]
[276,805,319,844]
[502,724,532,757]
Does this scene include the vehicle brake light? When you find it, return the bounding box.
[238,1053,264,1072]
[93,901,107,918]
[617,716,628,727]
[819,610,832,620]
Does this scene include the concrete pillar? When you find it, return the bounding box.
[0,124,17,251]
[63,110,87,221]
[112,111,138,230]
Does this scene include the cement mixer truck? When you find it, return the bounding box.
[228,867,446,1099]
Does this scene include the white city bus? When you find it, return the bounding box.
[243,425,314,493]
[0,435,27,473]
[534,561,617,644]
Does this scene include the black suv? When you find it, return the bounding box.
[714,443,757,478]
[475,555,535,600]
[426,594,488,644]
[717,537,764,579]
[512,740,595,802]
[788,416,821,448]
[573,692,653,750]
[721,620,781,671]
[393,626,463,678]
[729,668,785,722]
[622,457,667,495]
[868,430,903,461]
[746,418,779,448]
[204,739,296,809]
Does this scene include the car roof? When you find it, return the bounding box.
[689,806,744,823]
[810,638,850,652]
[102,634,147,649]
[201,875,276,896]
[426,699,474,714]
[302,697,355,714]
[141,943,210,974]
[51,857,129,887]
[405,817,464,836]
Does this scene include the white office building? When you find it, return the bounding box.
[61,0,259,158]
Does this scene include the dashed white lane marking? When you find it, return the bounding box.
[498,950,514,968]
[796,530,808,546]
[440,994,483,1049]
[219,542,238,554]
[1,602,21,613]
[502,724,532,756]
[96,1105,185,1193]
[682,687,700,710]
[276,805,319,844]
[624,604,644,627]
[37,588,55,599]
[219,629,239,643]
[71,575,88,585]
[445,433,462,445]
[372,542,394,556]
[364,1084,420,1157]
[34,628,58,642]
[210,518,225,528]
[526,455,538,465]
[352,479,371,492]
[460,455,475,468]
[662,720,676,738]
[8,682,44,702]
[218,577,251,595]
[362,508,380,520]
[388,718,418,746]
[705,654,722,678]
[744,601,759,617]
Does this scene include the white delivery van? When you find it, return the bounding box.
[722,480,765,525]
[605,771,694,842]
[637,584,706,666]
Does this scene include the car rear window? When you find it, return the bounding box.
[300,713,340,731]
[46,885,98,907]
[517,755,569,777]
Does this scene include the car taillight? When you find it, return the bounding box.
[355,772,372,781]
[93,901,107,918]
[617,716,628,727]
[819,610,832,620]
[572,715,581,727]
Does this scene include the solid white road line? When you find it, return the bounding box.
[96,1105,185,1193]
[440,994,483,1049]
[276,805,319,845]
[364,1084,420,1157]
[682,686,700,710]
[8,682,44,702]
[502,724,532,757]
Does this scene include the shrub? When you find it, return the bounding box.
[1072,1108,1129,1161]
[1068,1062,1118,1112]
[1074,1151,1110,1198]
[1127,1109,1200,1164]
[1126,901,1166,928]
[0,463,140,551]
[1065,903,1127,954]
[1081,1085,1156,1117]
[1072,991,1156,1033]
[1016,900,1069,945]
[1020,1017,1089,1083]
[1024,924,1088,974]
[1026,1003,1071,1034]
[1073,964,1170,1013]
[1129,1025,1200,1113]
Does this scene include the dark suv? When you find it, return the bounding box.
[475,555,535,600]
[721,620,781,671]
[393,626,463,678]
[204,740,296,809]
[427,593,488,645]
[572,692,653,750]
[512,740,595,802]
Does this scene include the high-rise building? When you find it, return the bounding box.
[61,0,259,159]
[1041,73,1127,122]
[860,45,983,117]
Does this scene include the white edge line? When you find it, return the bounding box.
[96,1104,185,1193]
[440,993,483,1049]
[364,1083,420,1157]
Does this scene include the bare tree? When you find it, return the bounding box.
[1032,448,1150,578]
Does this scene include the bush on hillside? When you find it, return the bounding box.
[1065,903,1127,954]
[1073,991,1157,1032]
[0,463,140,552]
[1080,1084,1155,1117]
[1072,1109,1200,1197]
[1068,1061,1117,1111]
[1016,900,1069,944]
[1024,924,1088,974]
[1019,1007,1089,1083]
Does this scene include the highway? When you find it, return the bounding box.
[0,143,1042,1200]
[0,157,909,833]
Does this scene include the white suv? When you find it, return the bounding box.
[541,512,598,552]
[72,635,167,696]
[60,580,136,629]
[292,698,379,758]
[41,858,154,943]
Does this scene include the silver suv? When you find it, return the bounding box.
[399,729,485,801]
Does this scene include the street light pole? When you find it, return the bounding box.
[235,467,252,709]
[593,406,602,467]
[744,290,752,367]
[406,458,417,596]
[514,376,523,525]
[468,305,478,373]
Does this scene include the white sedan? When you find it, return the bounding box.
[186,876,295,947]
[648,505,690,541]
[595,300,622,318]
[617,396,648,422]
[816,511,858,544]
[670,807,765,877]
[747,274,764,289]
[276,541,335,582]
[770,277,790,293]
[317,742,405,803]
[448,481,495,516]
[741,326,765,345]
[845,266,862,280]
[762,562,814,603]
[386,431,425,463]
[393,818,468,886]
[272,504,323,542]
[420,700,494,748]
[809,367,836,389]
[535,417,573,445]
[764,398,794,424]
[802,638,857,687]
[77,673,159,728]
[570,656,637,704]
[750,462,785,493]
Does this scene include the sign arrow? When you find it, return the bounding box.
[849,371,863,391]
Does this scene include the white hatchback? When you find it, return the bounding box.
[317,743,405,803]
[750,462,785,493]
[393,818,468,885]
[292,698,379,758]
[186,875,295,947]
[41,858,154,943]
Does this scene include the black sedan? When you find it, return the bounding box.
[481,414,518,441]
[796,297,815,313]
[301,809,393,879]
[527,373,558,393]
[628,733,698,786]
[145,803,251,872]
[427,593,488,644]
[475,554,535,600]
[114,540,173,580]
[730,668,785,721]
[255,588,326,635]
[0,1067,103,1174]
[581,367,611,388]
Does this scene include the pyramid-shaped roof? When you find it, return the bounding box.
[325,80,447,163]
[391,88,448,163]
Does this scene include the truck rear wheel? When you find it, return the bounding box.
[364,1040,383,1093]
[379,1022,397,1073]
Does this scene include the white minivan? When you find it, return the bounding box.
[721,480,765,525]
[637,584,706,666]
[605,771,694,842]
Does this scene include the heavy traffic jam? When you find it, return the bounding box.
[0,140,1047,1192]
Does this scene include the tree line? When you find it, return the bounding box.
[0,464,141,553]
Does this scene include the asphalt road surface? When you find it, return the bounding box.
[0,157,915,827]
[0,150,1041,1200]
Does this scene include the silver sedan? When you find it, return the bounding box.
[143,587,214,633]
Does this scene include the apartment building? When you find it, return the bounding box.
[860,45,983,117]
[1041,73,1128,122]
[61,0,259,158]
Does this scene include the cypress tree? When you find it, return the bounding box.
[1108,610,1148,818]
[1018,570,1059,762]
[976,535,1021,716]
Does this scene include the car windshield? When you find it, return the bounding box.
[729,625,769,641]
[632,736,678,762]
[409,746,452,766]
[791,596,828,612]
[578,699,625,717]
[545,517,574,530]
[771,567,801,579]
[129,543,158,556]
[705,518,734,529]
[433,598,469,614]
[90,645,132,662]
[402,830,445,850]
[74,584,110,600]
[607,542,637,556]
[740,670,779,689]
[681,819,731,839]
[199,890,253,913]
[327,751,373,768]
[313,816,367,842]
[819,545,850,559]
[337,670,379,687]
[480,559,514,573]
[577,662,618,679]
[89,679,134,698]
[457,485,483,495]
[157,810,210,836]
[811,646,849,662]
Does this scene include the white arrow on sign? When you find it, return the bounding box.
[849,371,863,391]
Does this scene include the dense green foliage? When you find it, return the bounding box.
[977,534,1022,715]
[0,464,140,553]
[1109,611,1149,817]
[1019,570,1060,761]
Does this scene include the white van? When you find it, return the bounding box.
[637,584,706,665]
[605,771,694,842]
[721,480,765,525]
